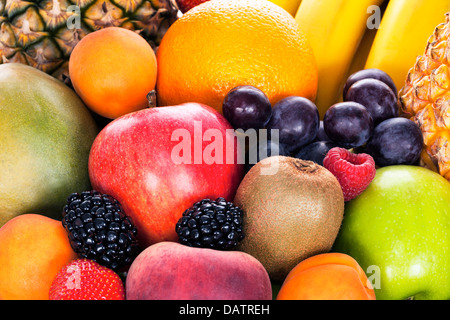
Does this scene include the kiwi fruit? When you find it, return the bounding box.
[234,156,344,282]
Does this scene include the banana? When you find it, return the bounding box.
[295,0,385,118]
[267,0,302,17]
[365,0,450,93]
[346,27,378,83]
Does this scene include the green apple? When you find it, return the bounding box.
[333,165,450,300]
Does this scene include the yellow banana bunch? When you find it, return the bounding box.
[347,23,379,79]
[365,0,450,93]
[295,0,385,118]
[267,0,302,16]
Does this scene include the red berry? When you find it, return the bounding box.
[323,147,376,202]
[49,259,125,300]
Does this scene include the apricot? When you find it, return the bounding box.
[0,214,78,300]
[276,252,376,300]
[69,27,158,119]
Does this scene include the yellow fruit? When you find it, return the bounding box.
[156,0,318,114]
[267,0,302,16]
[365,0,450,93]
[399,13,450,181]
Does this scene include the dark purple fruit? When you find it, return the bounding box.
[222,85,272,131]
[323,102,374,149]
[314,121,332,142]
[364,117,423,167]
[62,190,139,271]
[345,78,398,125]
[175,197,245,250]
[294,141,338,166]
[266,96,319,154]
[343,68,397,99]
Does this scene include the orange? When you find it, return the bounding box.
[276,253,376,300]
[156,0,318,114]
[0,214,77,300]
[69,27,157,119]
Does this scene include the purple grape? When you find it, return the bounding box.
[266,96,319,154]
[345,78,398,125]
[222,85,272,130]
[343,68,397,99]
[365,117,423,167]
[294,141,338,166]
[314,121,332,142]
[323,102,373,149]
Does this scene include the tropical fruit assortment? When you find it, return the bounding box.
[0,0,449,302]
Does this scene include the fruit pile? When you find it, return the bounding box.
[0,0,450,302]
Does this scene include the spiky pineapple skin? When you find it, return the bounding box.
[0,0,178,82]
[399,13,450,181]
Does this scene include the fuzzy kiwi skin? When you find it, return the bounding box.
[234,156,345,282]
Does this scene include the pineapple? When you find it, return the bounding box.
[399,13,450,181]
[0,0,178,82]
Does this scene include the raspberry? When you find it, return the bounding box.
[323,147,376,202]
[49,259,125,300]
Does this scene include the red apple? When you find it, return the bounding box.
[88,103,244,247]
[126,241,272,300]
[176,0,210,13]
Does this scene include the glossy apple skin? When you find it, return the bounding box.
[88,103,244,247]
[126,241,272,300]
[333,165,450,300]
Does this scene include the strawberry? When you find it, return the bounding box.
[49,259,125,300]
[323,147,376,202]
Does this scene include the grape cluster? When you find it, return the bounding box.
[324,69,423,167]
[222,86,320,171]
[221,68,424,169]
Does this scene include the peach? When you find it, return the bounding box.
[126,241,272,300]
[276,252,376,300]
[0,214,77,300]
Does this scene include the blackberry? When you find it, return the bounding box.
[175,197,245,250]
[62,190,139,271]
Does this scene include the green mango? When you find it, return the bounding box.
[0,63,98,226]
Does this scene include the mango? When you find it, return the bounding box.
[0,63,98,226]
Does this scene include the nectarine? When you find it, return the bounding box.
[276,252,376,300]
[0,214,77,300]
[126,242,272,300]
